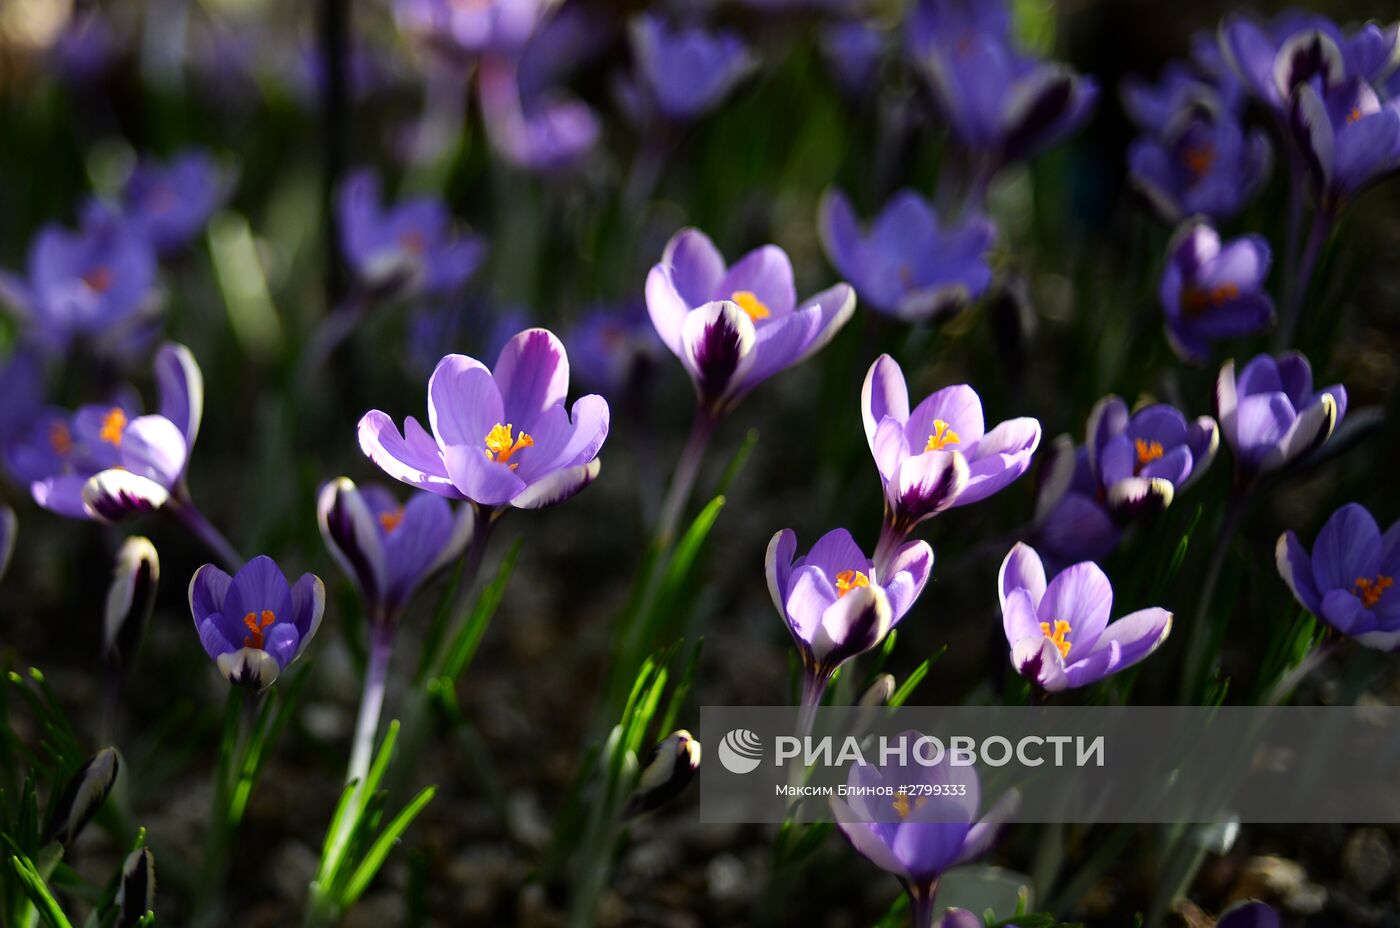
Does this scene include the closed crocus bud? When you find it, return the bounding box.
[934,910,983,928]
[116,847,155,927]
[104,537,159,666]
[0,505,14,583]
[45,747,120,847]
[624,730,701,818]
[859,673,896,708]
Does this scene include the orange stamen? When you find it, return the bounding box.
[483,423,534,469]
[1040,620,1072,658]
[49,422,73,457]
[1135,439,1165,471]
[1180,283,1241,318]
[925,418,961,451]
[99,408,127,446]
[1355,575,1394,609]
[378,507,405,533]
[834,569,870,598]
[730,290,771,321]
[82,266,113,294]
[242,610,276,649]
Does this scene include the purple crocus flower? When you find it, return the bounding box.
[358,328,609,513]
[908,0,1098,173]
[1278,503,1400,651]
[766,528,933,709]
[318,477,474,622]
[1084,395,1218,519]
[1128,110,1271,223]
[1291,76,1400,204]
[1159,221,1275,363]
[932,910,982,928]
[1121,62,1232,133]
[861,354,1040,545]
[395,0,543,57]
[1219,11,1345,113]
[645,228,855,414]
[831,733,1013,928]
[819,188,996,322]
[122,150,230,255]
[190,556,325,689]
[26,343,203,521]
[0,352,44,449]
[50,13,118,86]
[1216,351,1346,477]
[999,542,1172,692]
[337,168,486,299]
[1031,438,1122,564]
[1218,901,1280,928]
[629,14,755,121]
[0,210,158,353]
[477,58,599,170]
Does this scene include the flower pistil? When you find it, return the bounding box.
[1040,620,1072,658]
[925,418,960,451]
[729,290,771,321]
[242,610,276,649]
[834,569,870,598]
[484,423,534,468]
[1355,574,1394,608]
[100,408,127,446]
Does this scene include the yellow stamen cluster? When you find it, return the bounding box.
[730,290,771,321]
[484,423,533,469]
[100,408,128,447]
[378,507,405,534]
[1180,283,1241,318]
[1347,106,1365,125]
[925,418,961,451]
[834,569,870,598]
[892,789,927,819]
[242,610,276,649]
[1355,574,1395,609]
[1040,620,1073,658]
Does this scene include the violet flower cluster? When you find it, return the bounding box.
[1278,503,1400,651]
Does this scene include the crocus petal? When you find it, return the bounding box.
[316,478,388,607]
[818,188,862,281]
[1290,82,1335,184]
[510,459,601,509]
[1234,392,1296,470]
[766,529,798,618]
[32,476,93,519]
[1086,395,1130,484]
[1106,476,1175,519]
[1040,561,1113,653]
[119,415,188,486]
[263,623,300,669]
[442,442,526,507]
[154,342,203,448]
[891,451,971,522]
[906,385,986,449]
[189,563,232,619]
[1083,607,1172,673]
[832,802,912,882]
[1275,531,1321,614]
[358,411,462,498]
[1215,358,1240,451]
[805,528,869,578]
[953,789,1020,866]
[954,417,1041,506]
[1310,502,1381,593]
[197,616,234,660]
[427,354,500,448]
[1013,635,1067,691]
[550,394,610,470]
[883,540,934,623]
[783,282,856,369]
[289,573,325,660]
[784,564,839,645]
[1260,392,1337,472]
[872,416,911,484]
[862,354,911,448]
[493,328,571,426]
[1181,417,1219,489]
[679,300,757,406]
[999,542,1047,611]
[217,648,281,689]
[661,227,726,307]
[716,245,796,317]
[1002,587,1044,648]
[1037,492,1122,562]
[224,556,294,628]
[934,910,984,928]
[812,584,892,667]
[1320,588,1369,635]
[645,264,688,356]
[1139,444,1192,485]
[81,470,170,522]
